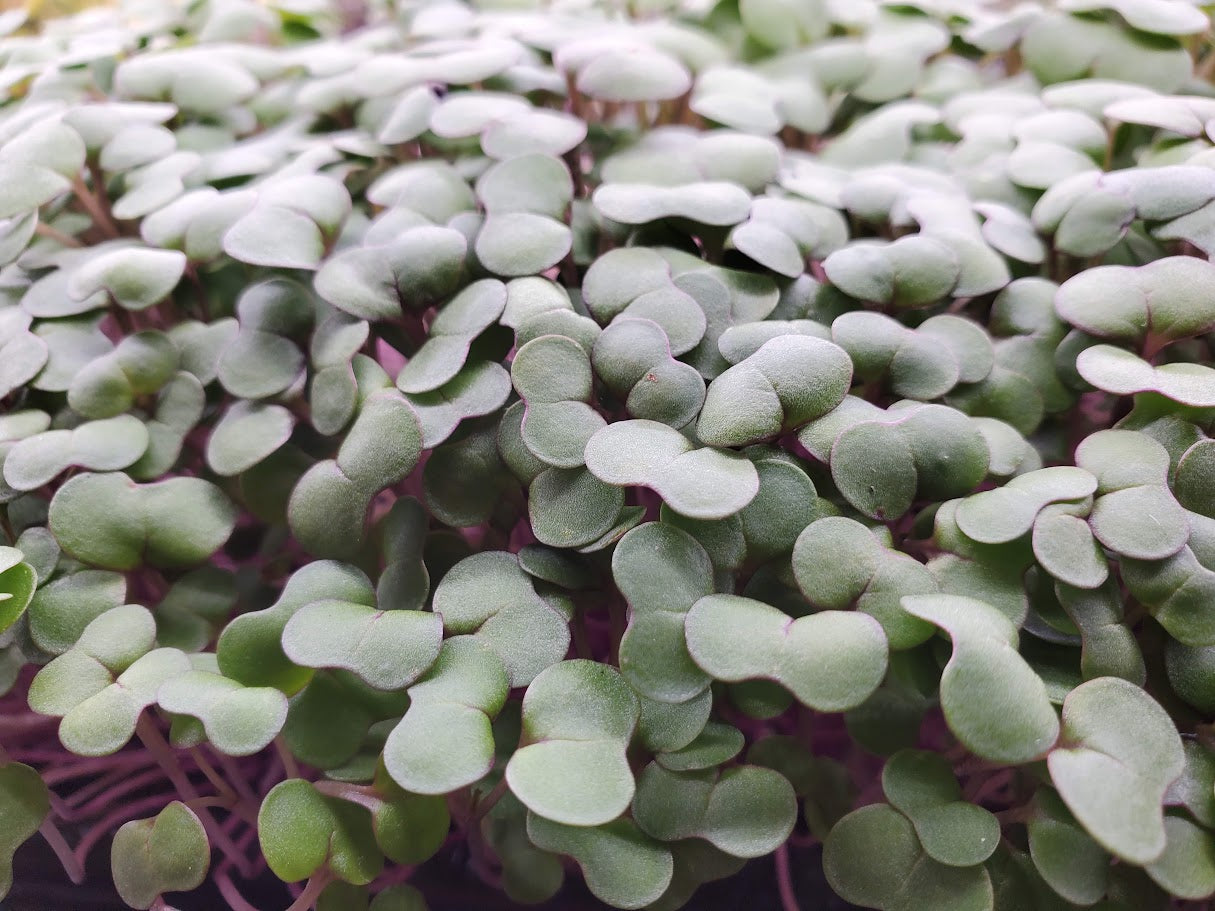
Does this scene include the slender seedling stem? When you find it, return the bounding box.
[189,747,238,802]
[285,871,332,911]
[185,795,236,813]
[71,175,121,238]
[42,753,152,788]
[73,792,179,867]
[313,780,382,814]
[33,223,83,247]
[216,869,262,911]
[213,749,260,806]
[775,843,801,911]
[0,742,84,884]
[136,715,255,878]
[136,715,198,800]
[274,735,300,781]
[470,775,510,824]
[39,818,85,884]
[73,767,170,817]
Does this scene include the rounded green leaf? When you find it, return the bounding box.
[593,182,752,227]
[613,522,713,703]
[1077,345,1215,407]
[882,750,999,868]
[824,804,994,911]
[281,601,442,691]
[1146,815,1215,900]
[69,246,187,311]
[217,560,375,693]
[642,761,796,857]
[157,671,288,756]
[49,473,237,571]
[431,552,570,687]
[585,420,760,519]
[697,336,852,447]
[0,550,36,635]
[256,779,385,886]
[383,637,509,795]
[0,762,50,898]
[475,213,571,278]
[1048,677,1185,865]
[507,660,639,826]
[1166,641,1215,712]
[527,813,672,909]
[685,594,888,712]
[575,48,691,102]
[206,402,293,477]
[902,594,1059,763]
[1176,439,1215,518]
[529,467,625,549]
[831,422,918,521]
[111,801,209,910]
[1027,789,1111,906]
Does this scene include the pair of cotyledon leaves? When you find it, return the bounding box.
[824,670,1190,911]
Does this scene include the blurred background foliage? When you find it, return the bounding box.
[0,0,114,29]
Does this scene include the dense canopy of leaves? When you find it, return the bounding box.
[1,0,1215,909]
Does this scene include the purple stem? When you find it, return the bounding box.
[215,868,262,911]
[73,792,179,867]
[71,767,176,818]
[40,818,85,885]
[775,844,801,911]
[136,715,256,878]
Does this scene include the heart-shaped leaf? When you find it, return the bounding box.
[1027,788,1110,905]
[157,670,287,756]
[288,390,422,558]
[0,547,36,635]
[1145,815,1215,900]
[258,779,383,885]
[0,118,85,218]
[281,600,442,691]
[315,227,468,322]
[383,637,509,795]
[1047,677,1185,864]
[30,607,189,756]
[48,472,237,571]
[685,594,888,712]
[592,319,706,429]
[613,523,713,703]
[1077,345,1215,407]
[697,336,852,447]
[205,402,294,477]
[4,416,150,492]
[585,420,760,519]
[823,804,994,911]
[506,660,639,826]
[432,552,569,687]
[526,813,673,910]
[68,246,186,311]
[396,280,506,394]
[632,761,797,857]
[0,762,50,898]
[593,182,752,227]
[218,560,376,693]
[901,594,1059,763]
[111,801,209,910]
[793,517,937,649]
[882,750,1000,867]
